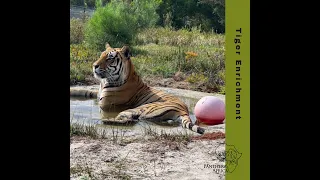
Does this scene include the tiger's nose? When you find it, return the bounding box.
[94,65,99,69]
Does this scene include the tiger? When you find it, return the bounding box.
[73,43,205,134]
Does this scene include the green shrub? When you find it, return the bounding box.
[130,0,160,29]
[85,0,160,50]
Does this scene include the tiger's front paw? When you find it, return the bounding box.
[115,111,139,123]
[115,112,131,122]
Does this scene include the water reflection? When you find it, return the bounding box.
[70,95,222,133]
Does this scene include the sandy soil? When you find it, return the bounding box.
[70,132,226,180]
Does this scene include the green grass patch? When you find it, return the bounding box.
[131,27,225,92]
[133,27,224,47]
[70,43,99,84]
[70,26,225,93]
[70,122,107,139]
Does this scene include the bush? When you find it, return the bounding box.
[70,18,86,44]
[85,0,160,50]
[130,0,160,29]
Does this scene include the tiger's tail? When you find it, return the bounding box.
[180,115,205,134]
[70,89,98,99]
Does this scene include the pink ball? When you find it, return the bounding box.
[194,96,225,125]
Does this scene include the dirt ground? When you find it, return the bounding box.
[70,131,226,180]
[142,76,218,93]
[77,76,221,94]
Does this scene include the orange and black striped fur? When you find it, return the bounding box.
[92,43,204,134]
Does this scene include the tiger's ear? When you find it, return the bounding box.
[121,45,131,59]
[105,42,111,49]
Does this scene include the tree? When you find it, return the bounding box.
[156,0,225,33]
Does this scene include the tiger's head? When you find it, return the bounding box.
[93,43,132,88]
